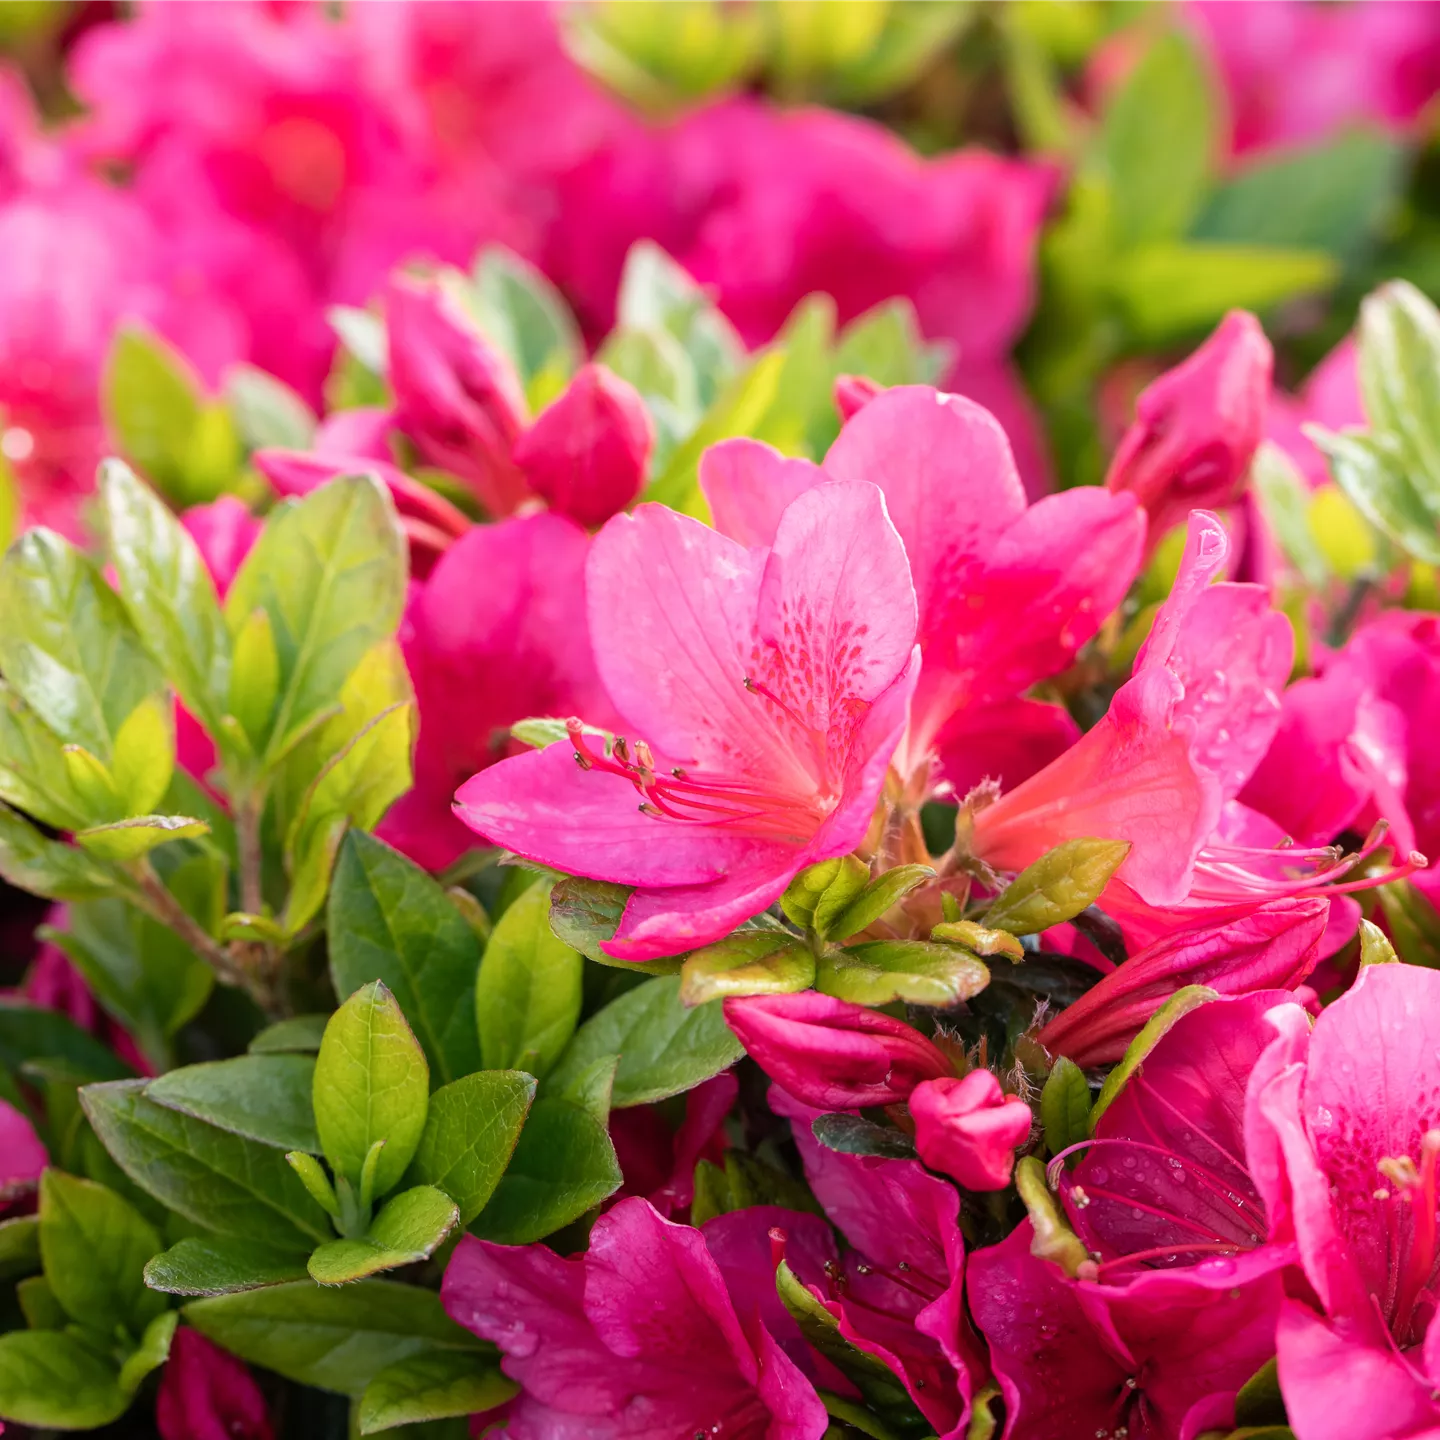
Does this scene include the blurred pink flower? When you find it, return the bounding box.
[0,1099,46,1206]
[454,482,919,959]
[1265,337,1362,489]
[157,1327,273,1440]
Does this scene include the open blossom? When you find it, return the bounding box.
[1105,311,1272,549]
[909,1071,1032,1191]
[701,385,1144,790]
[610,1070,736,1218]
[442,1196,827,1439]
[453,481,919,959]
[1247,961,1440,1438]
[1265,337,1361,490]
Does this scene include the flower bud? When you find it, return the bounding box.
[1105,310,1272,545]
[722,991,950,1110]
[910,1071,1033,1190]
[514,363,652,528]
[385,273,529,517]
[157,1327,273,1440]
[834,373,884,423]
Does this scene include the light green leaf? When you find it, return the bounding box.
[147,1054,319,1153]
[986,838,1132,935]
[0,1330,128,1429]
[0,679,92,831]
[1251,441,1331,587]
[118,1309,178,1396]
[228,605,279,750]
[328,306,388,377]
[1014,1154,1090,1277]
[103,326,202,500]
[328,832,484,1084]
[1090,985,1219,1129]
[1359,918,1400,967]
[476,880,583,1078]
[359,1351,518,1435]
[110,692,175,816]
[17,1274,65,1330]
[1313,426,1440,564]
[0,803,119,901]
[823,863,935,942]
[404,1070,535,1226]
[81,1079,331,1248]
[816,940,990,1008]
[596,324,701,475]
[223,475,406,762]
[1358,279,1440,500]
[471,1096,622,1244]
[144,1235,311,1296]
[313,980,430,1198]
[679,931,815,1006]
[225,364,318,452]
[548,975,743,1108]
[781,854,868,931]
[307,1185,458,1285]
[39,1170,166,1336]
[75,813,210,861]
[472,246,583,396]
[183,1279,485,1397]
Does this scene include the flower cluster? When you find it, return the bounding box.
[1,4,1440,1440]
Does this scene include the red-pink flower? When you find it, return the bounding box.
[1265,337,1361,490]
[180,497,261,597]
[442,1196,828,1439]
[701,386,1144,790]
[1246,962,1440,1438]
[910,1071,1032,1191]
[609,1070,736,1217]
[723,992,951,1111]
[156,1328,272,1440]
[0,1100,45,1207]
[453,482,919,959]
[378,512,613,873]
[1105,311,1272,549]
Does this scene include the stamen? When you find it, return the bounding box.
[1384,1129,1440,1343]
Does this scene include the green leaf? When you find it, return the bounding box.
[81,1079,331,1249]
[1090,985,1219,1129]
[117,1309,178,1396]
[404,1070,535,1226]
[1040,1057,1091,1159]
[329,306,388,377]
[1014,1155,1090,1277]
[1359,918,1400,967]
[781,854,866,930]
[249,1014,329,1055]
[547,876,684,974]
[1110,243,1337,345]
[0,1215,40,1281]
[1358,279,1440,500]
[471,1097,622,1244]
[823,863,935,942]
[1099,29,1215,246]
[1234,1356,1286,1428]
[223,475,406,762]
[930,920,1027,961]
[75,813,210,861]
[17,1274,65,1330]
[555,1053,619,1123]
[328,832,484,1084]
[103,326,202,501]
[359,1351,517,1435]
[679,931,815,1006]
[225,364,318,451]
[307,1185,458,1285]
[0,1330,129,1429]
[38,1170,166,1336]
[183,1279,485,1397]
[0,1004,131,1083]
[595,325,701,475]
[985,839,1132,935]
[0,526,165,763]
[101,460,232,737]
[548,976,743,1108]
[810,1113,917,1160]
[147,1055,319,1153]
[1312,427,1440,564]
[313,980,430,1198]
[144,1235,311,1296]
[472,246,583,399]
[816,940,990,1008]
[0,679,93,831]
[110,692,175,816]
[1251,442,1330,588]
[228,605,279,749]
[0,803,119,901]
[476,880,583,1078]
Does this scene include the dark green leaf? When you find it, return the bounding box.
[0,804,119,901]
[810,1114,917,1160]
[0,1003,131,1083]
[329,832,484,1084]
[307,1185,458,1285]
[359,1351,518,1435]
[248,1014,330,1054]
[548,976,743,1108]
[404,1071,536,1226]
[679,931,815,1006]
[81,1080,330,1248]
[548,875,684,973]
[0,1330,128,1429]
[1235,1357,1286,1427]
[146,1055,319,1153]
[0,1215,39,1281]
[1040,1057,1091,1159]
[471,1097,621,1244]
[183,1279,485,1397]
[144,1236,310,1296]
[817,939,990,1008]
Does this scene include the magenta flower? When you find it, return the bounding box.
[1105,311,1272,550]
[723,992,952,1111]
[910,1072,1032,1192]
[453,481,919,959]
[701,385,1144,787]
[0,1100,45,1207]
[1265,336,1361,490]
[770,1086,981,1438]
[180,498,261,597]
[156,1328,273,1440]
[1038,898,1328,1067]
[513,363,653,529]
[442,1195,828,1439]
[1247,961,1440,1437]
[378,512,614,872]
[609,1070,736,1218]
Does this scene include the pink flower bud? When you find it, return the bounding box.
[834,373,884,422]
[513,363,652,528]
[385,274,529,518]
[1105,310,1272,545]
[909,1071,1032,1191]
[157,1328,273,1440]
[722,991,951,1110]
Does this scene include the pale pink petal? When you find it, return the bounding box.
[699,437,824,547]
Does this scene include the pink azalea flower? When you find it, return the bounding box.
[1105,312,1272,550]
[1265,337,1362,490]
[180,497,262,598]
[969,1218,1287,1440]
[453,482,920,959]
[723,992,952,1111]
[0,1100,46,1206]
[441,1195,828,1439]
[1246,961,1440,1438]
[1038,898,1328,1067]
[909,1071,1033,1191]
[700,386,1145,787]
[770,1086,982,1438]
[156,1327,273,1440]
[378,512,613,872]
[609,1069,736,1217]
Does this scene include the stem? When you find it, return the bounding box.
[131,859,253,996]
[236,790,266,918]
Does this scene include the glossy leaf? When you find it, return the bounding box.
[0,1330,129,1430]
[783,854,868,932]
[822,862,935,942]
[817,939,990,1008]
[144,1235,311,1296]
[679,930,815,1006]
[359,1351,518,1435]
[1357,279,1440,498]
[810,1113,917,1160]
[307,1185,458,1285]
[548,875,683,974]
[985,838,1132,935]
[103,326,202,501]
[0,680,95,831]
[0,803,119,901]
[1312,427,1440,564]
[75,813,210,861]
[146,1054,319,1153]
[1040,1056,1091,1159]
